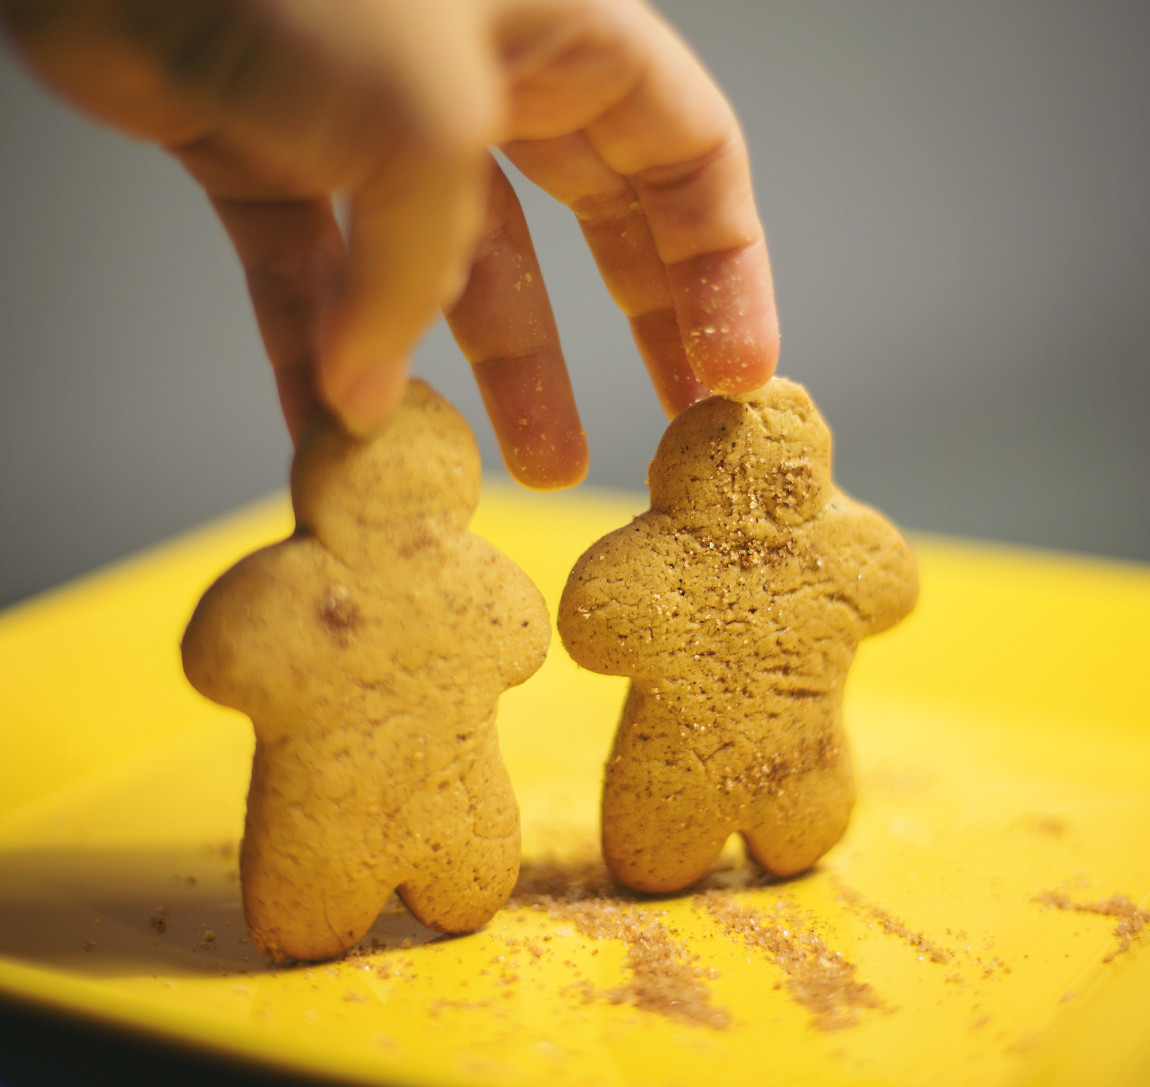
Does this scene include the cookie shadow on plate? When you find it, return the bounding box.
[0,842,253,978]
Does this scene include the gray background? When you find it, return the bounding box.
[2,0,1148,610]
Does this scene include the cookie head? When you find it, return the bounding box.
[291,380,482,559]
[648,378,833,539]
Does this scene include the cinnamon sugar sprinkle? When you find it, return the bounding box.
[508,857,885,1032]
[701,891,884,1031]
[1033,890,1149,962]
[834,882,954,964]
[509,858,730,1030]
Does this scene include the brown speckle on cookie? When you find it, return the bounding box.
[319,587,360,639]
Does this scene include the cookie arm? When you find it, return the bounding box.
[558,517,671,677]
[181,553,259,712]
[181,543,309,717]
[821,498,918,637]
[463,541,551,690]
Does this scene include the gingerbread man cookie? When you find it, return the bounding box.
[559,378,917,893]
[182,381,549,961]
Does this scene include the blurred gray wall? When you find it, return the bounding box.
[2,1,1148,609]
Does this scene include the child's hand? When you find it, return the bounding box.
[2,0,779,487]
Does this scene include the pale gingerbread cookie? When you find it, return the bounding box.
[559,378,917,893]
[182,381,549,962]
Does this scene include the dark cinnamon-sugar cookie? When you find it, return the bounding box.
[559,378,917,892]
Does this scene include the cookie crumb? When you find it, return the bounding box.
[150,906,170,935]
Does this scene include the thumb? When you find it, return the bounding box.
[319,35,501,434]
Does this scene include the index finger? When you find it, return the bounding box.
[504,2,779,398]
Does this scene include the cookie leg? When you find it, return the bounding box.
[601,758,730,894]
[396,735,520,932]
[741,755,855,878]
[241,739,396,963]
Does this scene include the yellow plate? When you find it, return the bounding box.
[2,484,1148,1087]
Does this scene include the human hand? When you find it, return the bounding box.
[2,0,779,488]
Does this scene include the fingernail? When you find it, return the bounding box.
[334,364,408,438]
